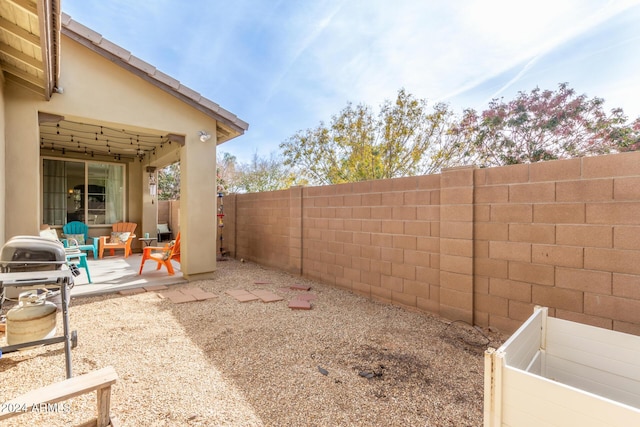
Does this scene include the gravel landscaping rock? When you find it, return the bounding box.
[0,259,505,426]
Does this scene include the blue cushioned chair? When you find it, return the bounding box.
[62,221,99,259]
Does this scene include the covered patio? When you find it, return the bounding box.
[69,252,186,298]
[0,3,248,282]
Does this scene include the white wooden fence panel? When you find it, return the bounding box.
[502,366,640,427]
[546,317,640,382]
[500,308,543,370]
[545,353,640,409]
[543,316,640,408]
[525,349,542,375]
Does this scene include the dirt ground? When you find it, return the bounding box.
[0,259,505,426]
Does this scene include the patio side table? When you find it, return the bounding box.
[139,237,156,248]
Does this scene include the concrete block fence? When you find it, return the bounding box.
[221,151,640,335]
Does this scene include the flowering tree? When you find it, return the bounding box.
[455,83,640,167]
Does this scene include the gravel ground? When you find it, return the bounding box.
[0,259,505,426]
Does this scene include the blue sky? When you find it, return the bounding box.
[64,0,640,164]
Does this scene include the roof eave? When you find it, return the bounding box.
[60,13,249,139]
[37,0,61,100]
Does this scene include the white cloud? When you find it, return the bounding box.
[63,0,640,163]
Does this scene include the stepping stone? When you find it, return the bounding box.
[179,287,202,296]
[143,285,168,292]
[288,299,312,310]
[191,291,218,301]
[250,289,283,303]
[234,293,260,302]
[294,293,317,301]
[180,288,218,301]
[225,289,250,297]
[226,289,259,302]
[290,284,311,291]
[119,288,146,295]
[161,290,197,304]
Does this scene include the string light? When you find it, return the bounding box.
[39,119,173,161]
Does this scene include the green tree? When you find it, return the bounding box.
[158,162,180,200]
[455,83,640,167]
[280,89,463,185]
[217,151,305,193]
[217,151,237,193]
[234,152,303,193]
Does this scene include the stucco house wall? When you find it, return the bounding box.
[0,78,5,244]
[1,12,246,278]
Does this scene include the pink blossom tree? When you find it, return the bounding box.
[454,83,640,167]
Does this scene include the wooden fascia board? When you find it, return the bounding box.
[0,15,40,46]
[4,72,46,96]
[0,41,43,69]
[37,0,61,100]
[7,0,39,16]
[2,62,44,87]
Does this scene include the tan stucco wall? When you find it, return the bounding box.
[0,76,5,244]
[3,34,221,276]
[5,85,41,237]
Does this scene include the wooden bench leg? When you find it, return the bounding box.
[97,386,112,427]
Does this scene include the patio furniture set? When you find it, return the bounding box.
[38,221,180,283]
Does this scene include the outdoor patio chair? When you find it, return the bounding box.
[98,222,137,258]
[62,221,99,259]
[157,223,172,242]
[138,232,181,275]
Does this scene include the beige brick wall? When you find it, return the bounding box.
[224,151,640,335]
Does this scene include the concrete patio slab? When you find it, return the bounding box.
[70,253,186,298]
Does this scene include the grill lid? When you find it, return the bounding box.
[1,236,67,265]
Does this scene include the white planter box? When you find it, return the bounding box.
[484,307,640,426]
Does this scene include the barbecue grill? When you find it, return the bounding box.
[1,235,67,302]
[0,235,78,378]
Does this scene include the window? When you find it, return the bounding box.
[42,158,125,225]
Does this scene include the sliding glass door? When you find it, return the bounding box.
[42,158,125,225]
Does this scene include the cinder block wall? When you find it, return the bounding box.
[474,152,640,335]
[157,200,180,239]
[301,175,442,310]
[233,189,296,272]
[223,151,640,335]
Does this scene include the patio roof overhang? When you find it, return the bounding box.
[38,113,185,163]
[0,0,61,100]
[60,13,249,146]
